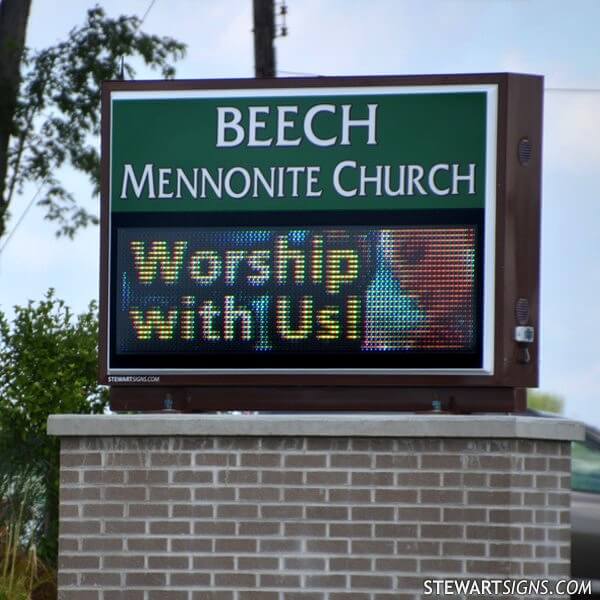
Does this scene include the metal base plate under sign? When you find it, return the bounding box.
[109,386,526,413]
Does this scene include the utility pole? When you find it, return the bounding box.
[253,0,275,78]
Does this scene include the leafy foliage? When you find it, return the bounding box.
[3,5,185,237]
[527,389,565,415]
[0,494,56,600]
[0,291,108,565]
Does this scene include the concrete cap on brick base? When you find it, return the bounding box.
[47,414,584,440]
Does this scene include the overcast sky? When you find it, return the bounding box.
[1,0,599,425]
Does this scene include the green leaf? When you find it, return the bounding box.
[5,6,186,237]
[0,290,108,566]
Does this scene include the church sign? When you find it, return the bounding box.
[99,74,542,400]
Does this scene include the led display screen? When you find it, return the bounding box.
[110,217,482,370]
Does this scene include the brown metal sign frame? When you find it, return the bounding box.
[100,73,542,411]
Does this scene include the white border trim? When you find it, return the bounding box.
[482,86,497,374]
[107,84,497,377]
[109,367,487,376]
[111,84,492,101]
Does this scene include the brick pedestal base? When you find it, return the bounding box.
[49,414,583,600]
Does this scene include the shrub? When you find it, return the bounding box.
[0,290,107,566]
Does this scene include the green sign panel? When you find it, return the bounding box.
[111,89,488,213]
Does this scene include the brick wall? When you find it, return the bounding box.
[57,435,572,599]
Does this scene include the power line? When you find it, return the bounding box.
[279,69,323,77]
[0,179,47,256]
[119,0,159,79]
[140,0,158,26]
[545,87,600,94]
[277,75,600,93]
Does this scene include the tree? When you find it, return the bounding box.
[0,290,108,566]
[527,389,565,415]
[0,0,32,235]
[0,3,186,239]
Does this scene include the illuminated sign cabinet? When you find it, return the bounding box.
[100,74,542,410]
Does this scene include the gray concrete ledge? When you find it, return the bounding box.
[47,414,585,441]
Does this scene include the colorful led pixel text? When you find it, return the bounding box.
[115,226,478,357]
